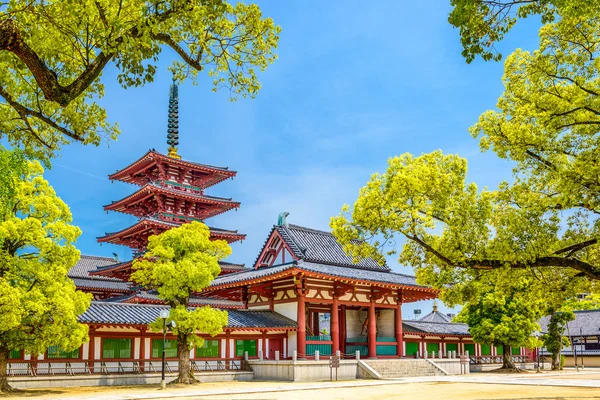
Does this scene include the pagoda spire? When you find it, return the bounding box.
[167,75,181,159]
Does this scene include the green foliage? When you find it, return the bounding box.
[132,221,230,382]
[0,146,26,216]
[0,0,280,161]
[0,161,90,390]
[542,311,574,370]
[455,272,544,351]
[448,0,600,62]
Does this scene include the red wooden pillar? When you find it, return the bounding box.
[297,294,306,358]
[225,333,231,369]
[313,312,320,335]
[340,305,347,355]
[268,297,274,312]
[395,301,403,358]
[88,330,95,373]
[331,297,340,354]
[368,300,377,358]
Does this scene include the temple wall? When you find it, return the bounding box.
[346,309,366,338]
[274,302,298,321]
[378,309,395,337]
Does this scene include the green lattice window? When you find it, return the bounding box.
[496,346,503,355]
[480,344,491,355]
[9,349,21,359]
[235,340,256,357]
[196,340,219,358]
[152,339,178,358]
[426,343,439,353]
[405,342,419,356]
[512,347,521,355]
[47,345,80,359]
[463,343,475,355]
[446,343,458,352]
[102,338,132,359]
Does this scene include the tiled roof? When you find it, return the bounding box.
[71,277,133,292]
[403,320,470,336]
[275,224,390,272]
[79,301,297,329]
[219,261,247,271]
[68,255,121,281]
[419,310,453,323]
[210,260,425,289]
[539,309,600,337]
[104,291,244,308]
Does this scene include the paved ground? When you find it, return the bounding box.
[7,370,600,400]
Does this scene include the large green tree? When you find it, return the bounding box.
[448,0,600,62]
[0,0,280,161]
[331,16,600,284]
[131,221,229,384]
[455,271,544,369]
[0,159,90,392]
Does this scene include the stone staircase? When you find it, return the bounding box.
[362,359,447,379]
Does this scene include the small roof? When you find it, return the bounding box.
[68,255,122,281]
[208,260,436,300]
[104,291,245,308]
[403,320,470,336]
[71,277,133,292]
[257,224,390,272]
[419,303,453,323]
[80,301,297,330]
[539,309,600,337]
[108,150,236,189]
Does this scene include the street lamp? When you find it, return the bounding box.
[534,331,541,373]
[159,309,169,390]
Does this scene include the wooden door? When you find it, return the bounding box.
[269,338,282,359]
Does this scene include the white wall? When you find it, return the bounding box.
[274,302,298,321]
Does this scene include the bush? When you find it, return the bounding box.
[560,355,565,370]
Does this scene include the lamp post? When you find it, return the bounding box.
[534,332,541,373]
[159,309,169,390]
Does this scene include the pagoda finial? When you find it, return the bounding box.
[433,301,438,312]
[167,74,181,159]
[277,212,290,227]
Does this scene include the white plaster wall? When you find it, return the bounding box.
[134,338,141,359]
[220,339,227,358]
[287,332,297,354]
[229,340,234,358]
[82,342,89,360]
[346,309,367,338]
[274,302,297,321]
[144,338,150,360]
[248,304,270,310]
[94,337,101,360]
[378,309,395,337]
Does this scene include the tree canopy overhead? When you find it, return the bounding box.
[448,0,600,62]
[0,0,280,161]
[331,15,600,284]
[0,159,90,392]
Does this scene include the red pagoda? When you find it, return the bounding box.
[92,79,245,280]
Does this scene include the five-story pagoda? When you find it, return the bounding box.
[92,79,245,280]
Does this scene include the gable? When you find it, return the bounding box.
[253,228,300,269]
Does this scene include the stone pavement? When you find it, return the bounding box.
[13,369,600,400]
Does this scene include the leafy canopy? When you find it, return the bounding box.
[448,0,600,62]
[0,160,90,390]
[132,221,229,364]
[332,15,600,286]
[0,0,280,161]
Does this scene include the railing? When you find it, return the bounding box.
[6,358,250,377]
[469,355,534,365]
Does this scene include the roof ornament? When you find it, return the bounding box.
[433,301,438,312]
[277,212,290,227]
[167,74,181,159]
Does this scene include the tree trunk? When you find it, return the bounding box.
[0,345,13,392]
[173,334,196,384]
[502,344,516,370]
[551,349,561,370]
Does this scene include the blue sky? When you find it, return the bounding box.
[45,1,541,317]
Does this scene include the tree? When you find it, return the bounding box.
[0,0,280,161]
[0,146,26,215]
[131,221,230,384]
[543,311,574,370]
[455,272,544,370]
[0,160,90,393]
[448,0,600,62]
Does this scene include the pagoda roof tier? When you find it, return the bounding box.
[89,259,247,280]
[103,183,240,221]
[104,291,245,309]
[97,217,246,249]
[109,150,236,189]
